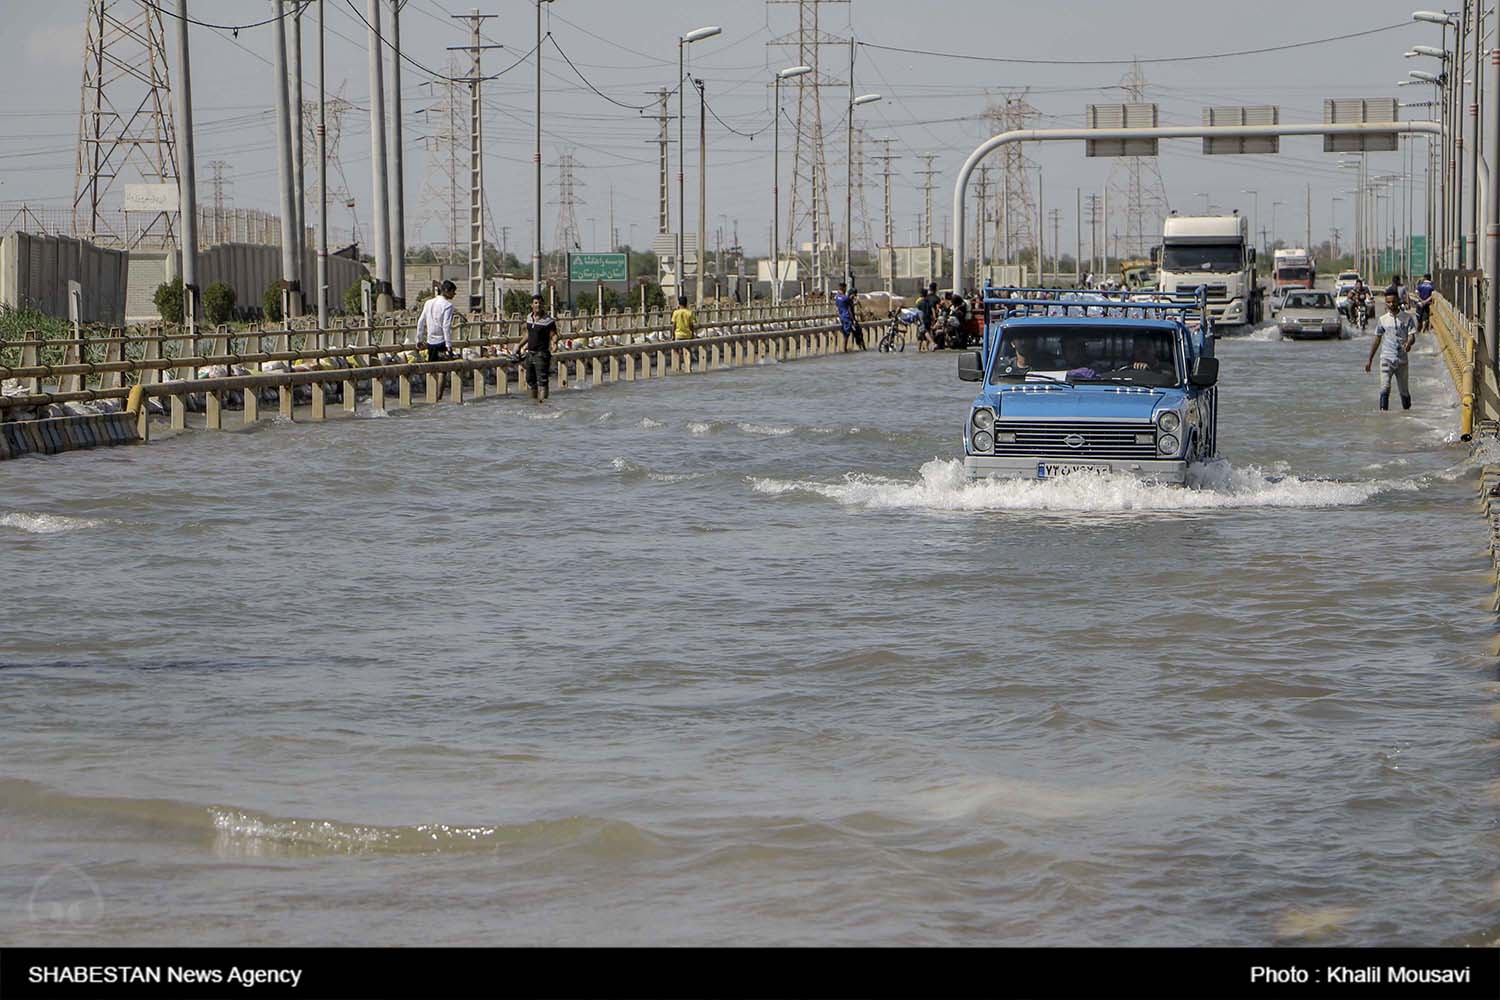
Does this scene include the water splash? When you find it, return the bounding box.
[750,458,1418,513]
[0,513,107,534]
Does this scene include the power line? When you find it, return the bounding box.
[141,0,315,32]
[548,35,653,111]
[696,80,771,139]
[857,21,1412,67]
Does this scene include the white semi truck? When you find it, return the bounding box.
[1157,213,1262,331]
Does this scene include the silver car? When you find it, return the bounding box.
[1278,290,1343,340]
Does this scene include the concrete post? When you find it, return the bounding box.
[389,0,406,309]
[366,0,392,310]
[173,0,199,326]
[1487,45,1500,388]
[272,1,301,314]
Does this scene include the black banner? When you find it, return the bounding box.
[1,947,1496,999]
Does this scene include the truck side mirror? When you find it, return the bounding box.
[958,351,984,382]
[1189,356,1220,388]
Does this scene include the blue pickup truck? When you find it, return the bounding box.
[959,288,1220,484]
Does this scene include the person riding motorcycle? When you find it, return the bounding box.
[1348,279,1371,330]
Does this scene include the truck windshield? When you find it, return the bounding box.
[1162,243,1243,273]
[992,326,1180,388]
[1276,267,1314,283]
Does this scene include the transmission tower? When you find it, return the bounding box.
[74,0,179,248]
[297,86,358,248]
[416,65,464,263]
[1107,62,1171,258]
[985,91,1039,266]
[206,160,231,245]
[768,0,848,293]
[551,149,584,271]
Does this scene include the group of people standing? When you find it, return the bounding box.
[910,283,983,351]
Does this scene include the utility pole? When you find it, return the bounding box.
[173,0,198,329]
[448,10,500,311]
[872,137,898,293]
[974,166,990,288]
[366,0,391,311]
[290,3,305,295]
[389,0,406,308]
[1075,188,1082,283]
[917,154,939,246]
[316,0,328,330]
[1050,208,1063,286]
[275,0,302,315]
[696,76,708,306]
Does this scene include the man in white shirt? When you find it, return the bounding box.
[416,280,457,361]
[1364,288,1417,411]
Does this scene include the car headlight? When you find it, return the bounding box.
[1157,411,1181,434]
[972,408,995,432]
[972,430,994,453]
[1158,434,1180,456]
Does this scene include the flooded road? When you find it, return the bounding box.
[1,322,1496,946]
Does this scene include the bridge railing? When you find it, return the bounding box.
[1429,292,1492,438]
[0,308,843,446]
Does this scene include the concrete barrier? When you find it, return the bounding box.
[0,410,138,460]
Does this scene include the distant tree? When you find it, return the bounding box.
[153,276,184,324]
[633,279,666,312]
[342,278,367,316]
[203,281,236,325]
[502,288,534,317]
[262,281,284,322]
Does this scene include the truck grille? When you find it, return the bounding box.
[1177,283,1228,301]
[993,420,1158,460]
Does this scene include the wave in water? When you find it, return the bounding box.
[750,458,1418,513]
[0,512,107,534]
[0,778,666,859]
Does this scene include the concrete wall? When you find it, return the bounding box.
[197,243,363,318]
[0,232,128,324]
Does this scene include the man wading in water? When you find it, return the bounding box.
[521,294,557,402]
[1365,288,1417,411]
[417,280,457,361]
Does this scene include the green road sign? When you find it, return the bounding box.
[1408,236,1428,275]
[568,253,628,282]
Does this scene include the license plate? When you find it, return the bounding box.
[1036,463,1111,479]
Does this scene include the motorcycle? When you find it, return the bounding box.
[1355,299,1369,333]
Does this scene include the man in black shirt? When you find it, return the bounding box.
[521,294,557,402]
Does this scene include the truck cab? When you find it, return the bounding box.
[958,289,1220,485]
[1157,213,1261,331]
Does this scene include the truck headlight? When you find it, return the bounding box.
[972,430,994,453]
[972,408,995,432]
[1157,411,1181,434]
[1158,434,1180,456]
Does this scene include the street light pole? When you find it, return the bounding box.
[173,0,198,331]
[1241,189,1259,256]
[772,65,812,305]
[845,79,881,288]
[316,0,328,332]
[676,26,721,305]
[533,0,552,296]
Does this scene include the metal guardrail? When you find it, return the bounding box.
[1429,293,1480,440]
[2,314,845,448]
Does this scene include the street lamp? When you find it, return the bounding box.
[533,0,556,296]
[771,65,811,305]
[678,25,721,307]
[1241,188,1259,255]
[1412,10,1459,25]
[844,92,881,287]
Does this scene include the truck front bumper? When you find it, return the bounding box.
[964,455,1189,485]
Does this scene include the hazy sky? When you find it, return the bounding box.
[1,0,1446,258]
